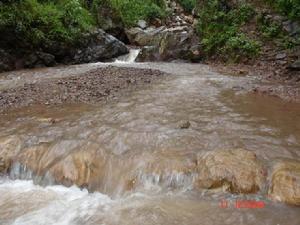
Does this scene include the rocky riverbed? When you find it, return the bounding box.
[0,66,165,112]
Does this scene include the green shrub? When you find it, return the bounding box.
[257,12,300,49]
[257,14,282,39]
[176,0,196,13]
[265,0,300,21]
[0,0,94,48]
[197,0,260,61]
[92,0,166,27]
[223,33,260,60]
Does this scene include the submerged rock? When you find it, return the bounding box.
[196,149,266,193]
[5,145,268,195]
[9,135,300,201]
[268,160,300,206]
[178,120,191,129]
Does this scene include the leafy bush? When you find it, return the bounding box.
[257,14,282,39]
[176,0,196,13]
[265,0,300,21]
[197,0,260,61]
[0,0,94,48]
[257,13,300,49]
[92,0,166,27]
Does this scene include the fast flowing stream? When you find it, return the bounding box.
[0,61,299,224]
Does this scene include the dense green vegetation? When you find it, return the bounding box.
[257,15,283,39]
[257,12,300,50]
[0,0,167,49]
[266,0,300,21]
[0,0,94,48]
[176,0,196,12]
[1,0,300,62]
[92,0,166,27]
[197,0,260,61]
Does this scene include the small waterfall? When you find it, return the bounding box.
[135,171,197,192]
[9,162,55,187]
[115,49,140,63]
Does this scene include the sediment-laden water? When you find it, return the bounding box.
[0,62,299,224]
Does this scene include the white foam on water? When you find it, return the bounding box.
[114,49,140,63]
[0,178,112,225]
[1,178,300,225]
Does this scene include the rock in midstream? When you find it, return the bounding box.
[0,135,22,174]
[195,149,267,194]
[268,160,300,206]
[2,134,300,205]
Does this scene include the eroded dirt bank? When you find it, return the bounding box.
[0,66,166,112]
[210,61,300,103]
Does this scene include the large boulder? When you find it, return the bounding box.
[268,160,300,206]
[125,27,166,46]
[127,26,202,62]
[1,29,128,72]
[12,141,106,191]
[48,146,105,189]
[136,46,161,62]
[95,4,129,44]
[195,149,266,193]
[42,29,129,65]
[24,52,56,68]
[39,29,128,65]
[157,27,202,62]
[71,29,129,64]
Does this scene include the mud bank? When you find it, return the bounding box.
[0,66,166,112]
[209,62,300,103]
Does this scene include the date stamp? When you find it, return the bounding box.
[219,199,265,209]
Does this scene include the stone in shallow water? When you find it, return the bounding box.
[196,149,266,194]
[268,160,300,206]
[49,146,105,189]
[0,135,22,173]
[178,120,191,129]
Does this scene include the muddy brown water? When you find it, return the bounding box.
[0,62,299,224]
